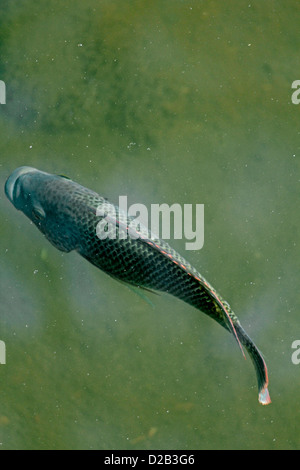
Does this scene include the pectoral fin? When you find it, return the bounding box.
[109,275,159,309]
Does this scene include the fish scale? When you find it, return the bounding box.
[4,166,271,405]
[81,215,236,332]
[80,216,226,323]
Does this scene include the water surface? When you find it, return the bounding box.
[0,0,299,449]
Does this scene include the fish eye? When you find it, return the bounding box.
[32,206,45,221]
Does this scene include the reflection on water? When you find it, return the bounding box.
[0,0,299,450]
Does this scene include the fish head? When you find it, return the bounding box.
[5,166,82,252]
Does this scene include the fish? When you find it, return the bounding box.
[4,166,271,405]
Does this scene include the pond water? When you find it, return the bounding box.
[0,0,299,449]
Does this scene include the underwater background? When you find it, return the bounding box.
[0,0,299,449]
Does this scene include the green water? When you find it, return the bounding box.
[0,0,299,450]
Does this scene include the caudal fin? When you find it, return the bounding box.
[235,323,271,405]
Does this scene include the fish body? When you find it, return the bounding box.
[5,166,271,405]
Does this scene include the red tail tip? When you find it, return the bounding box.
[258,387,271,405]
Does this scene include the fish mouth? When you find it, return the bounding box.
[4,166,39,203]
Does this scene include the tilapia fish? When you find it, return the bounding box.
[5,166,271,405]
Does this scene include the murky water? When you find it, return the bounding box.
[0,0,299,449]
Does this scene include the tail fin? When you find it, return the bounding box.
[235,323,271,405]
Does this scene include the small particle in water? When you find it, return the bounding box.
[148,427,158,438]
[40,248,48,261]
[127,142,136,149]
